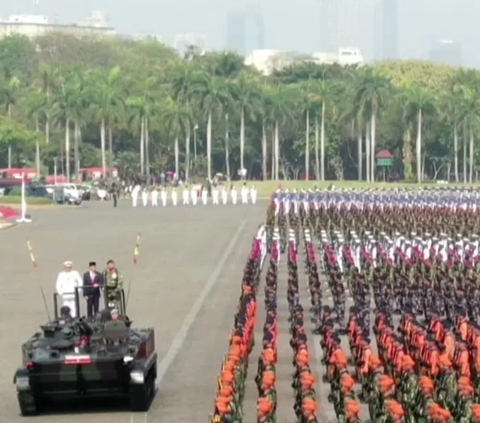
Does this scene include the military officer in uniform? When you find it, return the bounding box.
[110,182,119,207]
[103,259,124,309]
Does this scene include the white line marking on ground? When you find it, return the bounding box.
[156,218,248,387]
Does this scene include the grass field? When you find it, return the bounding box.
[0,196,52,205]
[250,180,479,197]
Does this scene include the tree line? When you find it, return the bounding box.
[0,32,479,183]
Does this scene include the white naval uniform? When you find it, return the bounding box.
[231,188,237,205]
[221,188,228,205]
[191,189,198,205]
[182,188,189,205]
[201,189,208,205]
[241,186,248,204]
[293,199,299,214]
[171,189,178,206]
[142,189,149,207]
[274,193,280,215]
[56,270,83,317]
[161,189,167,207]
[212,188,219,205]
[250,187,257,204]
[131,185,140,207]
[256,226,267,268]
[151,189,159,207]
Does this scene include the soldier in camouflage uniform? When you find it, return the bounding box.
[341,399,361,423]
[103,260,124,310]
[257,396,275,423]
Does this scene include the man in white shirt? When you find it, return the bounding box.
[56,261,83,317]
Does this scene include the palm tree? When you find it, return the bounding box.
[94,66,123,177]
[350,68,391,181]
[402,85,436,183]
[21,87,47,176]
[300,81,314,180]
[52,71,85,182]
[69,69,92,180]
[231,71,262,171]
[0,76,21,168]
[451,69,480,183]
[192,73,231,180]
[310,78,335,180]
[35,61,57,146]
[170,62,201,179]
[440,90,464,182]
[126,76,159,176]
[263,85,292,180]
[460,87,480,183]
[162,96,191,176]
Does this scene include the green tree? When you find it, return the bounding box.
[350,68,391,181]
[162,96,191,176]
[94,66,123,176]
[193,73,231,180]
[126,76,160,176]
[21,87,48,175]
[231,71,262,171]
[402,85,436,182]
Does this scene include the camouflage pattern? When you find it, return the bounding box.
[103,269,124,310]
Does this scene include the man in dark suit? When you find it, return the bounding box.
[83,261,104,318]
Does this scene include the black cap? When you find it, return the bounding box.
[89,262,96,267]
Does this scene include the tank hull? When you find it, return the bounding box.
[14,354,157,415]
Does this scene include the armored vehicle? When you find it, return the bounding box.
[13,288,157,416]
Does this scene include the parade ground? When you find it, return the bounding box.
[0,200,327,423]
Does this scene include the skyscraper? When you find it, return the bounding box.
[382,0,398,59]
[338,0,361,48]
[319,0,338,53]
[227,10,264,57]
[319,0,362,53]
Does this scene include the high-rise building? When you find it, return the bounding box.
[319,0,362,53]
[373,1,383,60]
[382,0,398,59]
[430,40,462,67]
[374,0,398,60]
[338,0,361,48]
[227,10,264,56]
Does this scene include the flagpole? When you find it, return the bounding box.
[17,173,32,223]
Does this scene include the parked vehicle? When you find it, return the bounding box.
[77,184,91,200]
[45,184,81,205]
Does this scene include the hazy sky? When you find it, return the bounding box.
[1,0,480,66]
